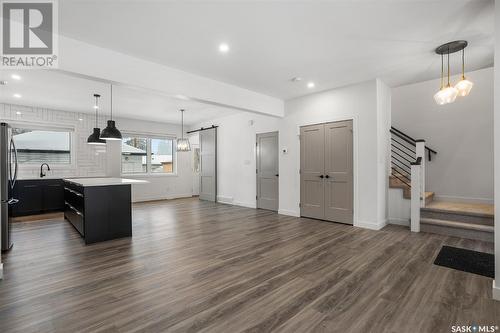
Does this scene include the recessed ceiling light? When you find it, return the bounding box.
[78,118,83,121]
[13,93,21,98]
[16,111,21,115]
[11,74,21,80]
[307,82,315,89]
[219,43,230,53]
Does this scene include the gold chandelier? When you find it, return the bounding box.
[434,40,473,105]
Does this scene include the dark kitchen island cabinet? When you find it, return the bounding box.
[63,178,147,244]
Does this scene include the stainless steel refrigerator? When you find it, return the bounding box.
[1,122,18,252]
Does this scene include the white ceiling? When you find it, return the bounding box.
[0,70,237,125]
[58,0,494,100]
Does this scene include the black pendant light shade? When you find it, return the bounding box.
[100,84,122,140]
[100,120,122,140]
[87,94,106,145]
[87,127,106,145]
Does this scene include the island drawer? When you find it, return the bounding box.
[64,201,84,236]
[64,186,84,212]
[63,180,84,196]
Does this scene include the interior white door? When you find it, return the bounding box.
[199,128,217,202]
[300,124,325,219]
[324,120,353,224]
[256,132,279,211]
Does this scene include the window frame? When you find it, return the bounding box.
[121,133,177,177]
[10,122,76,170]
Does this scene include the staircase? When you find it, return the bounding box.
[389,126,436,205]
[389,174,434,205]
[389,127,494,242]
[420,202,494,242]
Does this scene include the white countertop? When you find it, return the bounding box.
[18,176,62,180]
[63,177,149,187]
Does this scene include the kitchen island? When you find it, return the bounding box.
[63,177,147,244]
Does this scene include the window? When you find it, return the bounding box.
[151,138,174,173]
[121,136,148,173]
[12,127,72,164]
[121,135,175,174]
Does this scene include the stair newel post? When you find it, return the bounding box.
[415,140,426,207]
[410,157,423,233]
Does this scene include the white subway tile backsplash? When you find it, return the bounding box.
[1,103,107,179]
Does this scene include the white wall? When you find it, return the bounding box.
[284,80,389,229]
[195,79,391,230]
[392,67,494,204]
[493,0,499,302]
[110,117,193,202]
[377,79,392,225]
[0,103,193,203]
[388,188,410,225]
[193,112,281,208]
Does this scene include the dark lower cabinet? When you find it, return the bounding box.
[11,179,65,216]
[64,180,132,244]
[43,182,65,211]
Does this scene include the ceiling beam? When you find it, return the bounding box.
[58,35,284,117]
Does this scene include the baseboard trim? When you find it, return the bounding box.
[278,209,300,217]
[433,195,494,205]
[388,217,410,226]
[233,201,256,209]
[217,196,234,204]
[493,280,500,301]
[355,219,386,230]
[132,193,193,203]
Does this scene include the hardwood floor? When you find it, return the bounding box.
[0,197,498,332]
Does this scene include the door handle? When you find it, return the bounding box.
[9,138,18,189]
[319,175,324,178]
[275,174,279,177]
[325,175,330,179]
[8,198,19,205]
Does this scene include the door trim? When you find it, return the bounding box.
[256,131,279,211]
[298,117,357,226]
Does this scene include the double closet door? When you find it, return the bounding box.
[300,120,353,224]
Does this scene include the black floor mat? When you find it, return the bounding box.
[434,246,494,278]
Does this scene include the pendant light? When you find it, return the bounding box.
[176,109,191,152]
[434,52,458,105]
[87,94,106,145]
[433,54,447,105]
[100,84,122,140]
[434,40,470,105]
[455,48,473,97]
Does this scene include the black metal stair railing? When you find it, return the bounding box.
[390,127,437,188]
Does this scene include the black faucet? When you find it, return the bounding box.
[40,163,50,178]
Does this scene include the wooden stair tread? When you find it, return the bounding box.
[422,202,494,218]
[420,218,494,233]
